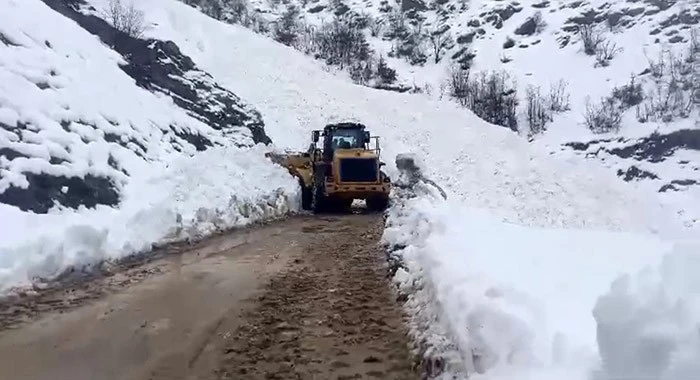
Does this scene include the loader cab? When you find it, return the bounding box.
[312,123,371,162]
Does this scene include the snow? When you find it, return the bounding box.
[0,0,299,293]
[384,179,699,379]
[0,144,299,292]
[593,242,700,380]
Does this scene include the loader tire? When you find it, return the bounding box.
[299,178,312,210]
[311,175,326,214]
[367,196,389,212]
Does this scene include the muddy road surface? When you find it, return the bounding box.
[0,213,419,380]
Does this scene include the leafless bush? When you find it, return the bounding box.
[313,15,372,69]
[427,24,454,63]
[584,96,622,133]
[448,64,471,104]
[525,86,552,135]
[349,59,374,86]
[447,66,519,131]
[367,17,384,37]
[637,48,696,122]
[579,24,603,56]
[375,55,397,85]
[547,79,571,113]
[106,0,146,38]
[273,5,301,46]
[524,80,570,135]
[595,40,622,67]
[612,75,644,108]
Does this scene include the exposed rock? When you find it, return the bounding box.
[616,166,660,182]
[41,0,270,146]
[0,171,120,214]
[659,179,699,192]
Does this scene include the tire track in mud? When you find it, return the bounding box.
[0,213,419,380]
[215,214,419,380]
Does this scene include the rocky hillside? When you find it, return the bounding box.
[0,0,269,214]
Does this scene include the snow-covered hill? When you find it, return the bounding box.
[0,0,298,292]
[181,0,700,227]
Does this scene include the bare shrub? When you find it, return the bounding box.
[612,75,644,108]
[273,5,301,46]
[524,80,570,136]
[447,66,519,131]
[584,96,622,133]
[376,55,397,85]
[106,0,146,38]
[427,24,455,63]
[578,24,603,56]
[368,17,385,37]
[313,15,372,69]
[526,86,552,135]
[638,48,696,122]
[547,79,571,112]
[595,40,622,67]
[448,65,471,105]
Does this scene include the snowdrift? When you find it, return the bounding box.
[384,170,699,379]
[0,0,299,292]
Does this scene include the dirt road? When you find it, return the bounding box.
[0,213,419,380]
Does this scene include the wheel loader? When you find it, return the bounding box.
[266,122,391,213]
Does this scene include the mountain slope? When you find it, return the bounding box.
[178,0,700,228]
[129,0,685,233]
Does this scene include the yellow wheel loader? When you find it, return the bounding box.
[266,122,391,213]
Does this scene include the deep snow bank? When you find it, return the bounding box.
[0,145,299,293]
[382,159,685,379]
[593,242,700,380]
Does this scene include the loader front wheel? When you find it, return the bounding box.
[299,178,312,210]
[311,176,326,214]
[366,196,389,212]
